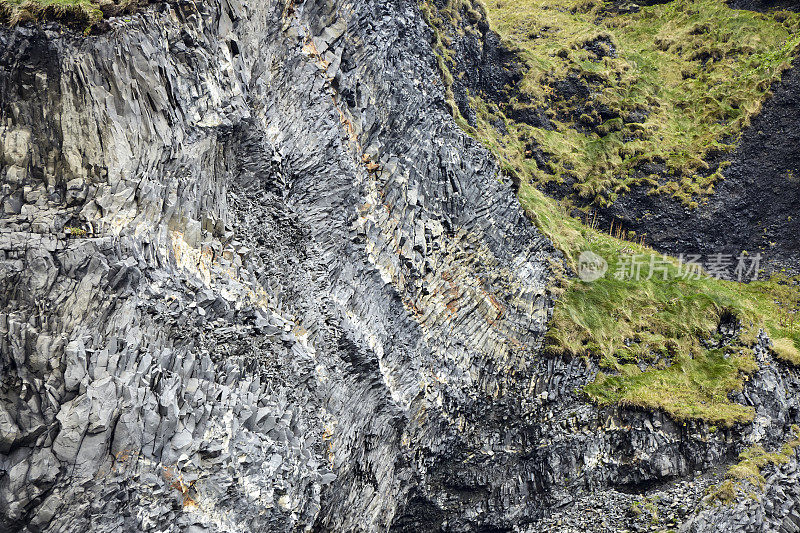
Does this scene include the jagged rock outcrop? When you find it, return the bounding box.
[684,450,800,533]
[1,0,554,529]
[2,0,800,531]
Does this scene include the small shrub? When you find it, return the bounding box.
[65,226,88,237]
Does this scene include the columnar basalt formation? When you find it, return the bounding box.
[0,0,555,529]
[1,0,800,532]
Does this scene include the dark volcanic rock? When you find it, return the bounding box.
[728,0,800,12]
[1,0,800,532]
[447,12,528,127]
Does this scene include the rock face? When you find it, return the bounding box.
[1,0,554,529]
[1,0,800,531]
[685,450,800,533]
[728,0,800,12]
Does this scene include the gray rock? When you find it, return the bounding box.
[0,0,798,532]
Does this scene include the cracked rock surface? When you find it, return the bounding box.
[1,0,554,529]
[1,0,800,531]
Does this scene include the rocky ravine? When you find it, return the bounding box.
[2,0,800,532]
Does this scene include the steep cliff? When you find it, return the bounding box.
[1,0,554,529]
[1,0,800,532]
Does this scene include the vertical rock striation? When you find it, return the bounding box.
[0,0,554,529]
[2,0,800,531]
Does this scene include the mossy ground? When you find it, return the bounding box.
[520,183,799,426]
[423,0,800,426]
[470,0,800,207]
[0,0,132,31]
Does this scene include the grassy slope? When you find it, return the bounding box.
[0,0,127,29]
[521,183,799,426]
[424,0,800,425]
[474,0,800,206]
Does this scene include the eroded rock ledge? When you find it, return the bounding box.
[1,0,800,531]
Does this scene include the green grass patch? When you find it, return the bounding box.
[471,0,800,205]
[772,337,800,365]
[0,0,131,31]
[519,181,800,426]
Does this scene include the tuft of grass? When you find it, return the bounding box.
[772,337,800,365]
[630,496,660,524]
[703,479,739,506]
[64,225,88,237]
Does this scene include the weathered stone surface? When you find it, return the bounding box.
[1,0,800,531]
